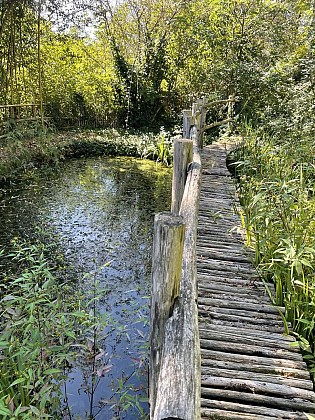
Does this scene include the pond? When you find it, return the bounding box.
[0,156,172,419]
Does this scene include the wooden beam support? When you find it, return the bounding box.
[171,139,193,215]
[150,212,186,419]
[153,148,202,420]
[202,117,234,133]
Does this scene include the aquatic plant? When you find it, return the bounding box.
[0,127,174,183]
[0,241,90,418]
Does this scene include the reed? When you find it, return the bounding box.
[231,124,315,375]
[0,241,90,418]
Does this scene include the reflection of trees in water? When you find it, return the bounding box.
[76,156,171,217]
[0,156,172,282]
[0,156,171,418]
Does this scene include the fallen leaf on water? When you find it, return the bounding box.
[94,349,107,361]
[96,364,112,377]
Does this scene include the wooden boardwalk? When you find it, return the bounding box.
[197,141,315,419]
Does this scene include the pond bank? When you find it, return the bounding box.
[0,128,174,184]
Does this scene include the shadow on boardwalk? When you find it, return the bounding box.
[198,139,315,419]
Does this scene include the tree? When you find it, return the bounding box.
[166,0,314,119]
[95,0,189,127]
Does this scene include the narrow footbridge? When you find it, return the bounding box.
[149,99,315,419]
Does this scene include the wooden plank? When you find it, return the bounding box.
[198,290,270,306]
[201,348,307,369]
[199,323,295,342]
[197,243,247,253]
[198,297,283,315]
[201,387,315,412]
[198,308,284,323]
[205,317,287,333]
[199,329,298,351]
[200,367,313,390]
[198,270,260,281]
[201,358,310,380]
[201,406,308,420]
[198,271,262,283]
[197,281,270,297]
[197,250,250,263]
[198,281,269,296]
[197,233,244,242]
[201,408,302,420]
[197,268,261,286]
[197,235,243,245]
[197,258,255,274]
[200,339,303,362]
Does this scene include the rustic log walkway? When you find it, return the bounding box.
[198,140,315,419]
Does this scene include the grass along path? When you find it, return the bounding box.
[230,128,315,379]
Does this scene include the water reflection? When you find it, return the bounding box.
[0,156,172,419]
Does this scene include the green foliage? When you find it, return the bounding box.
[1,0,315,131]
[232,123,315,373]
[0,229,151,418]
[0,240,89,418]
[60,128,175,165]
[97,0,184,128]
[153,128,173,165]
[41,30,117,127]
[0,128,174,183]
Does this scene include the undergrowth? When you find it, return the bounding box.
[231,124,315,376]
[0,239,149,418]
[0,126,175,183]
[0,240,89,418]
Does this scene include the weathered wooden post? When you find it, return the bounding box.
[191,101,203,148]
[198,97,207,149]
[227,95,235,134]
[183,109,193,139]
[150,212,185,418]
[171,139,193,215]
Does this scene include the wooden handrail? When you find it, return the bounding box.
[202,117,234,133]
[171,139,193,214]
[200,97,239,111]
[150,96,235,419]
[183,96,236,148]
[150,212,186,418]
[0,103,43,108]
[150,144,201,420]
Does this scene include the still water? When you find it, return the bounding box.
[0,156,172,419]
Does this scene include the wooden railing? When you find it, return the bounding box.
[0,103,46,137]
[0,103,43,121]
[0,103,113,137]
[149,96,237,420]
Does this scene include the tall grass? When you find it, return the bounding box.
[0,238,150,418]
[0,241,90,418]
[232,125,315,375]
